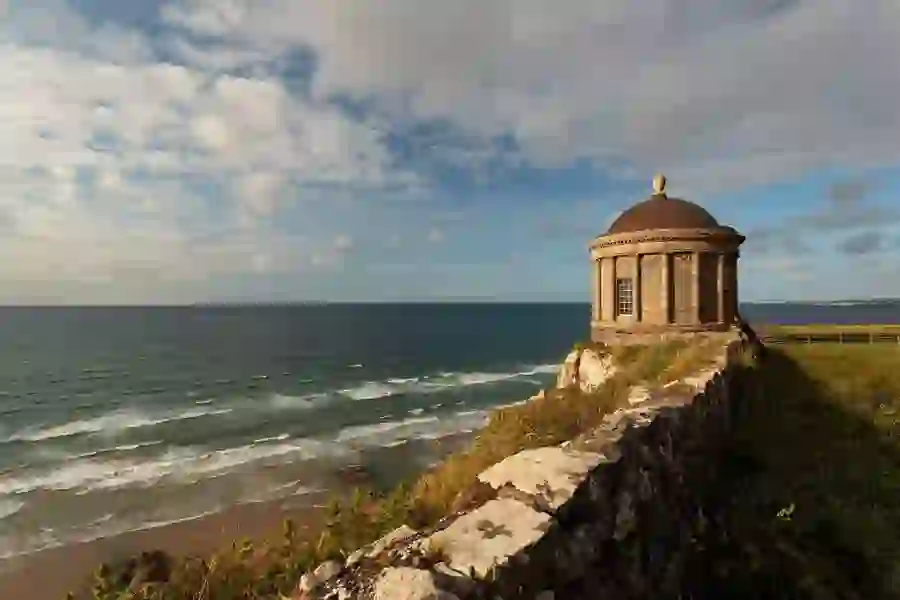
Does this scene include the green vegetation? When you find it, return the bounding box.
[687,343,900,599]
[760,323,900,335]
[77,339,724,600]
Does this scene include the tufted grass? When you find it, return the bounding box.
[74,338,727,600]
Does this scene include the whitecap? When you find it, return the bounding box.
[0,438,331,495]
[6,407,233,443]
[0,498,25,520]
[338,383,396,401]
[268,392,329,409]
[252,433,290,445]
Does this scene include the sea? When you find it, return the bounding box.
[0,301,897,561]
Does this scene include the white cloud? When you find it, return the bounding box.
[164,0,900,193]
[2,0,900,302]
[0,0,423,303]
[333,234,354,251]
[427,228,445,244]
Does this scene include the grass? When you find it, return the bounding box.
[75,339,728,600]
[759,323,900,335]
[681,343,900,599]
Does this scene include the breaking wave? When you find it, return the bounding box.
[4,407,234,443]
[0,410,490,496]
[336,362,559,402]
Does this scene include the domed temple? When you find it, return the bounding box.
[589,174,745,343]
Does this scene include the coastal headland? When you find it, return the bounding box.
[4,323,900,599]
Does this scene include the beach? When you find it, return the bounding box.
[0,495,326,600]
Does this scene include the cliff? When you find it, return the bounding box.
[289,331,750,600]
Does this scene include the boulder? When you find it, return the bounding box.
[555,350,580,389]
[421,498,552,579]
[477,446,605,511]
[367,524,419,558]
[296,560,342,595]
[373,567,459,600]
[555,348,616,393]
[577,349,616,393]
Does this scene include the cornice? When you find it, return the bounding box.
[589,227,745,250]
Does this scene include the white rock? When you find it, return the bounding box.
[297,573,316,594]
[627,385,651,405]
[374,567,459,600]
[555,350,580,389]
[367,524,418,558]
[345,547,365,566]
[312,559,342,583]
[477,446,604,510]
[577,349,616,393]
[423,498,552,579]
[555,348,616,393]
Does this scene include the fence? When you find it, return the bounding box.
[759,330,900,345]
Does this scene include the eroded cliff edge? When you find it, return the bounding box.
[290,331,752,600]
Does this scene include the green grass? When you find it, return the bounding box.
[686,343,900,599]
[75,339,728,600]
[759,323,900,336]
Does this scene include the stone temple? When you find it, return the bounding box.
[589,174,745,344]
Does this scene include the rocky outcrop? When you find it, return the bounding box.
[555,346,616,393]
[289,333,746,600]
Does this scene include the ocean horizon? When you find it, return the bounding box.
[0,301,897,562]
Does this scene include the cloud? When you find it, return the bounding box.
[163,0,900,193]
[2,0,900,302]
[333,234,354,251]
[828,180,869,207]
[0,0,425,303]
[837,231,888,256]
[427,228,445,243]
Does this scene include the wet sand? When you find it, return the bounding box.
[0,495,329,600]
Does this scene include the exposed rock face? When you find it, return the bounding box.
[555,347,616,393]
[293,334,746,600]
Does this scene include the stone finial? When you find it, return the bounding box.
[652,173,667,195]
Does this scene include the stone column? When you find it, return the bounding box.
[635,254,642,322]
[600,257,615,323]
[591,259,601,322]
[661,253,671,324]
[733,252,740,319]
[691,252,701,324]
[716,252,725,324]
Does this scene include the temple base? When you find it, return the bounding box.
[590,322,738,347]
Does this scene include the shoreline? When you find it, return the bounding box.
[0,494,329,600]
[0,431,476,600]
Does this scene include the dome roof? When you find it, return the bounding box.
[607,194,720,235]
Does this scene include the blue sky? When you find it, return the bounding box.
[1,0,899,304]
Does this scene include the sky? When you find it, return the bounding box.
[1,0,900,304]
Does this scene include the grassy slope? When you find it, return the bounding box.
[686,343,900,600]
[81,339,726,600]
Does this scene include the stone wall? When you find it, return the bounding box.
[292,334,749,600]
